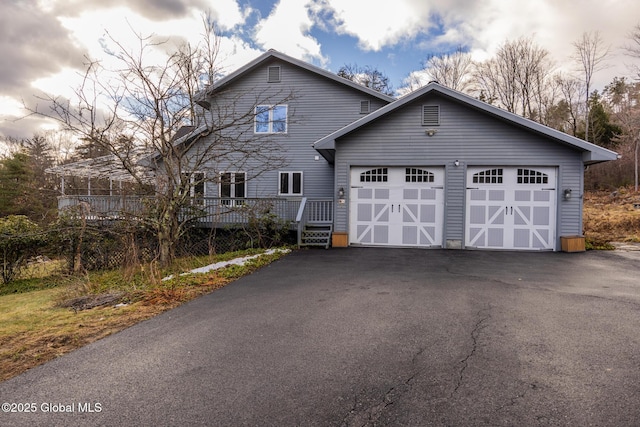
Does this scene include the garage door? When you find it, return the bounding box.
[465,167,556,250]
[350,167,444,247]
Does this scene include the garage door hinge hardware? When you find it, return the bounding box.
[467,187,479,190]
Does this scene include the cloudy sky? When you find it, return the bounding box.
[1,0,639,139]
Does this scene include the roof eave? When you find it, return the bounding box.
[582,150,620,165]
[313,82,620,164]
[315,147,335,163]
[203,50,396,103]
[143,124,210,165]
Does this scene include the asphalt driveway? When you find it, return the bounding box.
[1,248,640,426]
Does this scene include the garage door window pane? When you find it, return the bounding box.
[405,168,434,183]
[517,168,548,184]
[473,168,503,184]
[360,168,388,182]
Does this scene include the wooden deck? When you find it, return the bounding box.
[57,196,334,232]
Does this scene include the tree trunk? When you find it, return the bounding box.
[635,136,639,192]
[74,202,89,273]
[157,204,181,267]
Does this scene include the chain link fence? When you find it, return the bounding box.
[51,214,295,272]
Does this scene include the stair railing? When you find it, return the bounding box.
[296,197,308,247]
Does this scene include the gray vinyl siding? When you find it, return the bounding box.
[199,58,389,199]
[444,164,465,244]
[334,93,586,248]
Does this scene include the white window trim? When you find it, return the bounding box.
[255,105,288,134]
[219,171,247,206]
[278,171,303,196]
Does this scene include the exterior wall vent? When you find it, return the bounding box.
[422,105,440,126]
[267,66,281,83]
[360,100,370,114]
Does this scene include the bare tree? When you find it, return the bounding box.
[43,129,78,164]
[605,77,640,191]
[572,31,611,142]
[622,24,640,191]
[553,73,585,136]
[422,47,473,92]
[26,15,291,266]
[623,23,640,79]
[398,72,425,96]
[337,64,394,96]
[473,36,555,120]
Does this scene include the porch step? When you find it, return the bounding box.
[301,224,333,249]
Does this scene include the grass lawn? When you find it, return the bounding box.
[0,248,291,382]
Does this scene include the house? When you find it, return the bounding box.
[51,50,618,251]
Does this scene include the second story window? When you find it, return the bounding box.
[255,105,287,133]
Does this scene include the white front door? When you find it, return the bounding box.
[350,167,444,247]
[465,167,557,250]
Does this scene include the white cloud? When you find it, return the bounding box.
[0,96,24,118]
[38,4,253,100]
[431,0,640,89]
[206,0,247,31]
[321,0,434,51]
[253,0,327,64]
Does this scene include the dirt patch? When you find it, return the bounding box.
[583,189,640,245]
[58,293,125,311]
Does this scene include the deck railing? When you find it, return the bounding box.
[57,195,331,228]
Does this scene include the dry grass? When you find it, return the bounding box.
[583,188,640,246]
[0,249,289,382]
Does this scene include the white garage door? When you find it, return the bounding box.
[350,167,444,247]
[465,167,557,250]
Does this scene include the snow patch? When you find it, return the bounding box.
[162,248,290,281]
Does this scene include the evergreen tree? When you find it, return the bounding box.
[0,151,33,217]
[0,136,57,222]
[581,91,622,149]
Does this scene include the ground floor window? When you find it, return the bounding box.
[220,172,246,206]
[279,171,302,195]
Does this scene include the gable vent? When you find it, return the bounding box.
[422,105,440,126]
[267,66,281,83]
[360,100,370,114]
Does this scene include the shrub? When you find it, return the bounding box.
[0,215,47,284]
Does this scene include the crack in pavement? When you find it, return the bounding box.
[445,266,640,308]
[339,348,425,427]
[340,306,496,425]
[494,382,539,413]
[451,305,492,398]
